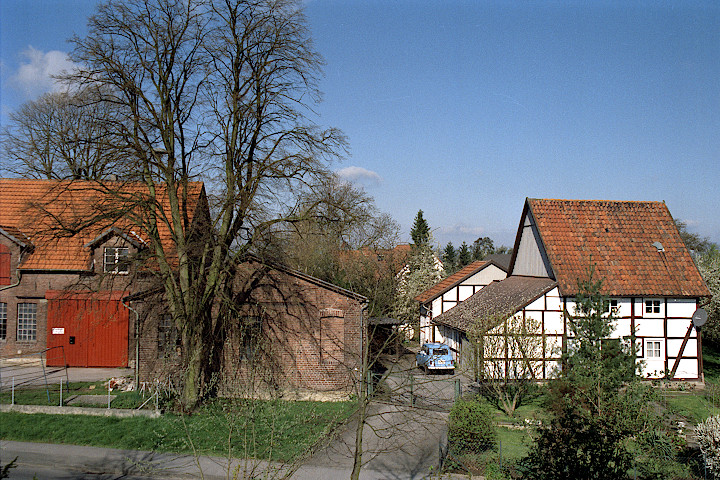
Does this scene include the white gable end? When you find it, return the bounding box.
[512,211,552,278]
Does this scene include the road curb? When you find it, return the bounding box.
[0,403,161,418]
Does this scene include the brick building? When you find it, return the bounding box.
[0,179,205,369]
[1,179,367,393]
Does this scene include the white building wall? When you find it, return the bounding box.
[420,264,507,347]
[512,214,551,278]
[458,291,700,381]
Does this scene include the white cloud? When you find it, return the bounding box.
[438,224,486,237]
[9,46,78,99]
[335,166,383,185]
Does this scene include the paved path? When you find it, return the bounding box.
[0,362,133,390]
[1,439,459,480]
[1,355,459,479]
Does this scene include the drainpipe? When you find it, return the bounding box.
[0,270,21,292]
[121,297,140,390]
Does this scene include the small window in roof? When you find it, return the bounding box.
[104,247,129,274]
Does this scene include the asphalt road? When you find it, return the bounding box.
[1,355,460,479]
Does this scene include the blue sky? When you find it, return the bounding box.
[2,1,719,248]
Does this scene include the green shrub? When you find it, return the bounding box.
[448,398,496,453]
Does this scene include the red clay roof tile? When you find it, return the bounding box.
[0,179,204,271]
[526,198,710,298]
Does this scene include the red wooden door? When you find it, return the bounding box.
[46,291,129,367]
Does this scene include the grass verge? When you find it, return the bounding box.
[0,398,354,463]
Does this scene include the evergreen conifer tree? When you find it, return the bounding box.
[410,210,430,246]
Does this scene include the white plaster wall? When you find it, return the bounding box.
[432,297,442,316]
[610,318,632,337]
[674,359,698,378]
[635,318,664,337]
[526,296,545,311]
[667,319,696,338]
[419,314,431,344]
[443,288,457,302]
[667,298,697,318]
[458,285,475,302]
[465,264,507,285]
[668,338,698,358]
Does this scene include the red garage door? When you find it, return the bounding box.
[46,291,129,367]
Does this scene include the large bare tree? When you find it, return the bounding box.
[54,0,344,408]
[1,87,130,179]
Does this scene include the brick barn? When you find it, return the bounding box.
[1,178,367,393]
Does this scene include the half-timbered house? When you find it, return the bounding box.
[432,198,711,381]
[415,255,510,352]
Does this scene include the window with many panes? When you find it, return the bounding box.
[645,299,661,314]
[646,340,661,358]
[605,298,618,314]
[17,303,36,341]
[0,302,6,340]
[104,247,129,274]
[157,314,180,357]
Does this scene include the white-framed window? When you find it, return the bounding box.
[645,299,661,314]
[646,340,662,358]
[104,247,129,274]
[605,298,619,314]
[17,303,37,341]
[0,302,6,340]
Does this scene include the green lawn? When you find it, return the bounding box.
[0,398,354,462]
[662,343,720,424]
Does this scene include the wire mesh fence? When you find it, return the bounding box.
[0,347,68,395]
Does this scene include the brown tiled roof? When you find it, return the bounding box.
[432,276,557,333]
[0,179,204,271]
[525,198,710,297]
[415,259,507,304]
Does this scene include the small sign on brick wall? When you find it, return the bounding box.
[52,328,65,335]
[320,308,344,317]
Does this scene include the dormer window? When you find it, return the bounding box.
[104,247,129,274]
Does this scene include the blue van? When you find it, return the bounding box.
[416,342,454,374]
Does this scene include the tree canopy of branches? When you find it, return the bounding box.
[1,88,129,179]
[393,242,443,334]
[697,246,720,347]
[281,176,400,316]
[43,0,345,408]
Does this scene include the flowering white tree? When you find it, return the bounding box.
[696,415,720,475]
[392,242,443,337]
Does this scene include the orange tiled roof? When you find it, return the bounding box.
[0,179,205,271]
[526,198,710,297]
[415,260,493,304]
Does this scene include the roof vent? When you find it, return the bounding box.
[652,241,665,253]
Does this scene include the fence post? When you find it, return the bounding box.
[11,377,15,405]
[59,379,63,407]
[41,353,50,403]
[454,379,461,400]
[107,381,111,409]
